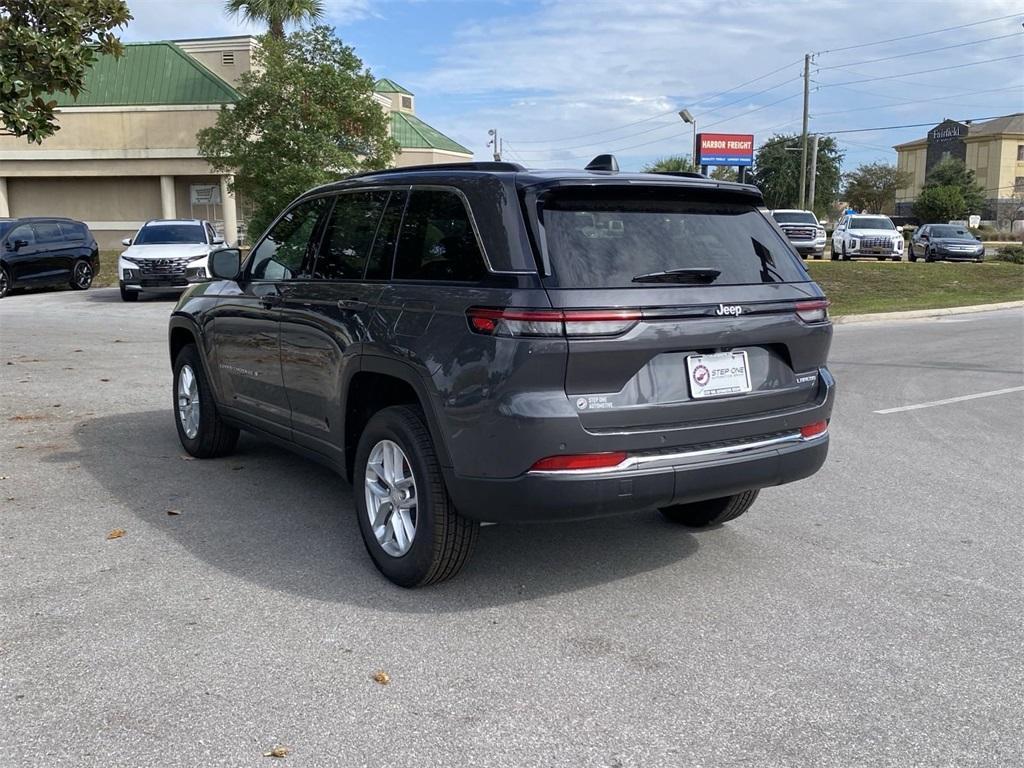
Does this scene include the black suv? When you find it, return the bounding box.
[0,217,99,299]
[168,160,835,587]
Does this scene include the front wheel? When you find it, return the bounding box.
[659,490,759,528]
[119,283,139,302]
[70,259,93,290]
[354,405,478,587]
[173,343,238,458]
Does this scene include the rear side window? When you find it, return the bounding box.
[316,191,389,280]
[365,190,406,280]
[32,221,63,244]
[59,222,86,241]
[540,189,808,288]
[393,190,486,282]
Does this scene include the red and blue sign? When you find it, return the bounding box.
[697,133,754,166]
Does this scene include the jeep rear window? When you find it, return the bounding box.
[540,190,808,287]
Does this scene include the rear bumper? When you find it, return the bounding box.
[446,431,829,523]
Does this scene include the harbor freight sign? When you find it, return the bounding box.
[697,133,754,166]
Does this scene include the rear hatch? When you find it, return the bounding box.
[527,182,831,435]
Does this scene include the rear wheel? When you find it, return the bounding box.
[69,259,93,290]
[354,405,479,587]
[0,266,9,299]
[173,343,238,458]
[659,490,759,528]
[120,283,139,302]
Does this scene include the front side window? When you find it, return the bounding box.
[315,191,389,280]
[7,224,36,247]
[540,189,808,288]
[135,223,207,244]
[32,221,63,244]
[249,198,329,281]
[393,190,486,282]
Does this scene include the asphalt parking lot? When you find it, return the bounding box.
[1,287,1022,767]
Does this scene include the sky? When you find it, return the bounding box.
[122,0,1024,173]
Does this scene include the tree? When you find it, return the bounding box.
[921,157,986,215]
[913,185,966,224]
[224,0,324,39]
[843,162,911,215]
[198,26,397,238]
[641,155,696,173]
[0,0,132,143]
[753,134,843,214]
[709,166,738,182]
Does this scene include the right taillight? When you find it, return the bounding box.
[796,299,830,324]
[467,307,641,338]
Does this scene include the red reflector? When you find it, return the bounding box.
[800,421,828,438]
[795,300,830,311]
[530,452,628,471]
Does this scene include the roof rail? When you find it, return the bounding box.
[348,161,526,179]
[651,171,708,179]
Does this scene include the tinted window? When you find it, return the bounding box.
[249,197,329,281]
[930,225,971,238]
[33,221,63,244]
[848,216,895,230]
[58,222,86,241]
[135,223,207,244]
[8,224,35,246]
[541,189,808,288]
[365,191,407,280]
[393,190,486,282]
[772,211,818,225]
[316,192,389,280]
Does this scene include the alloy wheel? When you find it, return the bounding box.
[74,261,93,288]
[364,439,418,557]
[177,364,200,439]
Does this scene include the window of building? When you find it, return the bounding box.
[1017,144,1024,162]
[221,51,235,66]
[249,197,329,280]
[315,192,390,280]
[401,96,412,110]
[1015,176,1024,193]
[393,190,486,282]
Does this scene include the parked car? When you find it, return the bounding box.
[167,158,835,587]
[0,217,99,299]
[831,213,904,261]
[771,209,827,259]
[118,219,224,302]
[908,223,985,262]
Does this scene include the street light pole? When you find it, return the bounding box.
[799,53,810,209]
[679,109,696,170]
[807,134,819,213]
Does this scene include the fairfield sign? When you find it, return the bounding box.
[697,133,754,166]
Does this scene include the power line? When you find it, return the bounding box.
[508,107,680,145]
[817,54,1024,88]
[698,91,803,131]
[819,30,1024,71]
[814,112,1020,136]
[812,84,1024,119]
[814,11,1024,55]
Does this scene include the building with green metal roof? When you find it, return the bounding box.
[0,37,473,248]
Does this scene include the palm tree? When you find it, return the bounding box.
[641,155,696,174]
[225,0,325,39]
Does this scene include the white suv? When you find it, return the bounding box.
[831,214,904,261]
[118,219,225,302]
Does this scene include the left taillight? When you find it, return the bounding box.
[795,299,830,324]
[467,307,641,338]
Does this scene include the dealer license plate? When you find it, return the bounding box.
[687,351,752,399]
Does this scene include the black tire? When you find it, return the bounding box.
[354,405,479,588]
[830,245,839,261]
[119,283,139,302]
[909,247,918,262]
[69,259,93,290]
[0,266,9,299]
[842,242,851,261]
[659,490,759,528]
[876,255,886,261]
[813,252,823,260]
[172,343,238,458]
[924,248,935,263]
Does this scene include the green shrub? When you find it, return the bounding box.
[993,244,1024,264]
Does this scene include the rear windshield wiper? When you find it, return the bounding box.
[631,267,721,284]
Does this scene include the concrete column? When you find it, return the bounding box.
[160,175,176,219]
[220,175,238,246]
[0,177,9,218]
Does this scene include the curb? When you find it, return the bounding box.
[833,300,1024,324]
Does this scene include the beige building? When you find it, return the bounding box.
[0,36,472,249]
[894,113,1024,227]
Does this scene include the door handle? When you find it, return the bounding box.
[259,294,282,309]
[337,298,368,311]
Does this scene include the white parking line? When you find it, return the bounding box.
[874,386,1024,414]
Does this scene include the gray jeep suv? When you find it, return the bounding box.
[167,159,835,587]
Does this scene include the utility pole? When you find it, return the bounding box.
[807,134,819,214]
[487,128,501,161]
[798,53,810,209]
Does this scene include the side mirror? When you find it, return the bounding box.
[896,225,904,233]
[211,236,225,245]
[208,247,241,280]
[9,239,28,251]
[121,237,132,246]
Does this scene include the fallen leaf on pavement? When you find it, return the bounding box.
[372,670,391,685]
[166,509,182,516]
[106,528,126,540]
[263,746,289,758]
[99,378,110,382]
[230,465,244,471]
